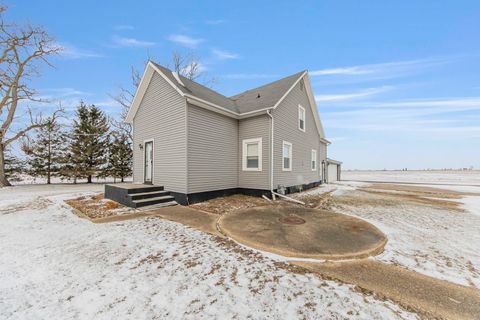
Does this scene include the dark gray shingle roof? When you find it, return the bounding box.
[152,62,304,114]
[229,71,305,113]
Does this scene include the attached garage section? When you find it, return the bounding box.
[327,158,342,182]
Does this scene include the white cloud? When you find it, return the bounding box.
[59,43,103,59]
[315,86,392,102]
[167,34,204,48]
[113,25,134,31]
[323,96,480,138]
[310,57,450,81]
[112,36,156,47]
[212,49,240,60]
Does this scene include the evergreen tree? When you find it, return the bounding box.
[69,102,110,183]
[107,131,132,182]
[22,117,65,184]
[4,150,24,182]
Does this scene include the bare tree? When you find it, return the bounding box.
[110,52,216,141]
[0,5,62,186]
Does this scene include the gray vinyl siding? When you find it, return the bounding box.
[272,79,323,188]
[187,103,238,193]
[132,72,187,193]
[238,115,270,190]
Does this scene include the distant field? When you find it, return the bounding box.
[342,170,480,186]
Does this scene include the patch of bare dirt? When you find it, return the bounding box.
[188,194,271,215]
[65,193,134,219]
[296,190,335,209]
[358,184,467,211]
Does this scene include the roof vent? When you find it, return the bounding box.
[257,93,261,98]
[172,71,185,87]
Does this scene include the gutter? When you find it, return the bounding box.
[266,109,275,200]
[266,109,305,205]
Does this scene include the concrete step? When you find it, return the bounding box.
[127,185,164,194]
[137,201,178,211]
[132,195,176,208]
[129,190,170,200]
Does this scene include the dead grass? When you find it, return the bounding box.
[189,194,271,215]
[65,193,133,219]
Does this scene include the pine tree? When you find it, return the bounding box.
[68,102,110,183]
[22,117,65,184]
[4,150,24,182]
[107,131,132,182]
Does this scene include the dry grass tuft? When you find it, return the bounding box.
[66,193,132,219]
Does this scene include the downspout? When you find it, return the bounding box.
[266,110,275,200]
[266,109,305,205]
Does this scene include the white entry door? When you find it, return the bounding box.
[144,141,153,184]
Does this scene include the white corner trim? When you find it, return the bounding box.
[242,137,262,171]
[282,141,292,171]
[298,104,306,132]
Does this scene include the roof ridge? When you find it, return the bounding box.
[229,70,306,99]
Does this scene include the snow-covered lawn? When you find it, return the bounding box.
[343,169,480,186]
[329,170,480,288]
[0,185,414,319]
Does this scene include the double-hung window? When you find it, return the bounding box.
[298,105,306,132]
[311,149,317,171]
[242,138,262,171]
[282,141,292,171]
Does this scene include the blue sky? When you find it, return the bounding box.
[6,0,480,169]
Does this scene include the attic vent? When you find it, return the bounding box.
[300,79,305,91]
[257,93,261,98]
[172,71,185,87]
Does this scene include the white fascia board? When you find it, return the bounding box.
[125,65,155,123]
[272,71,307,110]
[149,62,185,97]
[186,96,240,119]
[125,61,186,123]
[303,73,326,139]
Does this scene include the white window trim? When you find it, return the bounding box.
[242,138,262,171]
[282,141,293,171]
[311,149,317,171]
[298,105,306,132]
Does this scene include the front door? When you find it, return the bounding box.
[144,141,153,184]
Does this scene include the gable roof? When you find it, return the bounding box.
[229,71,305,113]
[151,62,239,113]
[125,61,326,139]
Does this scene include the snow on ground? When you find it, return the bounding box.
[343,170,480,186]
[0,185,415,319]
[11,174,133,185]
[332,171,480,288]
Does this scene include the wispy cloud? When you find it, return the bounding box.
[323,96,480,138]
[167,34,204,48]
[222,73,277,80]
[212,49,240,60]
[112,35,156,47]
[310,57,450,82]
[59,43,104,59]
[315,86,392,102]
[113,25,134,31]
[205,19,226,25]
